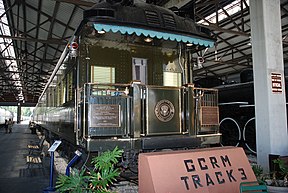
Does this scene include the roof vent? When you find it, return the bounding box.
[163,14,176,29]
[84,9,115,19]
[145,10,160,26]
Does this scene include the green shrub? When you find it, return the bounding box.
[273,158,288,180]
[252,164,264,181]
[56,146,124,193]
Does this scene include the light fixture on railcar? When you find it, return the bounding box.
[68,42,79,58]
[144,37,153,43]
[97,30,106,34]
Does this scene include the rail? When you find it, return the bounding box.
[81,83,133,138]
[193,87,219,134]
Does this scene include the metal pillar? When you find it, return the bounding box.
[250,0,288,170]
[17,104,21,123]
[43,152,55,193]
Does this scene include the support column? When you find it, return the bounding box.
[250,0,288,170]
[17,104,21,123]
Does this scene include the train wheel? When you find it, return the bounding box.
[219,117,241,147]
[243,117,256,154]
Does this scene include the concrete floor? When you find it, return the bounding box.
[0,121,52,193]
[0,121,257,193]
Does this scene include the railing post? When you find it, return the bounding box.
[65,150,82,176]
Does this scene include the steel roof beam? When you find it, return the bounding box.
[205,39,250,58]
[0,57,55,63]
[213,33,248,58]
[53,0,95,7]
[39,1,60,95]
[195,53,252,75]
[53,5,77,59]
[196,12,250,37]
[219,4,242,32]
[25,3,75,32]
[0,34,66,45]
[26,19,49,34]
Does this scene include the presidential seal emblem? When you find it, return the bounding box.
[154,100,175,122]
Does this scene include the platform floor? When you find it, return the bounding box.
[0,121,52,193]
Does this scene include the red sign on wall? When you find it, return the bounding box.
[271,72,282,93]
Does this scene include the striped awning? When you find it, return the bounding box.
[94,23,214,47]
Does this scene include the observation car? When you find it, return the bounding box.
[32,0,221,161]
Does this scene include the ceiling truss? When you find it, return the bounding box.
[0,0,287,105]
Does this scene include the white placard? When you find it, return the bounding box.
[48,140,62,152]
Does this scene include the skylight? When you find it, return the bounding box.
[0,1,24,102]
[197,0,249,25]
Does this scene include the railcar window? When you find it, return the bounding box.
[53,87,56,107]
[132,58,147,84]
[41,95,46,108]
[91,66,115,83]
[62,78,66,104]
[50,74,58,107]
[46,89,50,107]
[48,88,53,107]
[163,58,182,86]
[163,72,181,86]
[57,82,62,106]
[67,71,73,101]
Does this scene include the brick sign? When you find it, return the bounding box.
[139,147,256,193]
[271,72,282,93]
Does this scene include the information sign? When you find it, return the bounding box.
[90,104,120,127]
[271,72,282,93]
[48,140,62,152]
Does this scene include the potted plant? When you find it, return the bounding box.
[56,146,124,193]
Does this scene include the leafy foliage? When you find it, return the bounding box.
[56,169,90,193]
[273,159,288,179]
[252,164,264,181]
[91,146,123,171]
[270,158,288,187]
[56,147,124,193]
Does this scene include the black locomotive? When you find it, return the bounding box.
[32,0,221,167]
[196,69,288,154]
[216,75,256,153]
